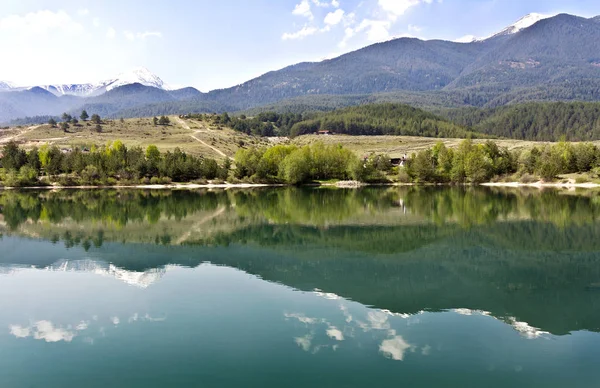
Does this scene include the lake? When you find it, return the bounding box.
[1,187,600,387]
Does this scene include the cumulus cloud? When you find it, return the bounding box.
[326,326,344,341]
[324,9,345,25]
[10,321,76,343]
[282,25,318,40]
[378,0,432,21]
[292,0,314,20]
[0,10,84,36]
[312,0,340,7]
[77,9,90,16]
[9,325,31,338]
[295,334,313,351]
[380,335,414,361]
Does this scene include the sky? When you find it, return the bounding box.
[2,0,600,91]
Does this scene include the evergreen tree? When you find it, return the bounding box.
[80,110,89,121]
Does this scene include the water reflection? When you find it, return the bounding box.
[1,187,600,339]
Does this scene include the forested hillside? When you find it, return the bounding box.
[288,104,472,138]
[441,102,600,141]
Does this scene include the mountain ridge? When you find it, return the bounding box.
[4,13,600,123]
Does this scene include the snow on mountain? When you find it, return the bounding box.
[455,13,556,43]
[490,13,556,38]
[45,259,168,288]
[0,81,15,91]
[104,67,165,92]
[23,67,167,97]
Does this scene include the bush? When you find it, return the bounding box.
[519,174,537,184]
[397,168,412,183]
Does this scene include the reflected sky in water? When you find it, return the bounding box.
[1,188,600,387]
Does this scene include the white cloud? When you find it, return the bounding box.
[293,0,314,20]
[380,335,414,361]
[0,10,84,36]
[326,326,344,341]
[312,0,339,7]
[378,0,432,21]
[282,25,318,40]
[324,9,345,25]
[106,27,116,39]
[77,9,90,16]
[295,334,313,351]
[75,321,89,331]
[9,325,31,338]
[284,313,322,324]
[111,316,120,325]
[92,17,100,27]
[356,19,393,42]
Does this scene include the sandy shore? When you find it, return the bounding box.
[482,181,600,189]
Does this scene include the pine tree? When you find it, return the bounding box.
[80,110,89,121]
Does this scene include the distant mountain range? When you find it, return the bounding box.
[3,13,600,124]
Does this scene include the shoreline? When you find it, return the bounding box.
[481,181,600,189]
[0,180,599,190]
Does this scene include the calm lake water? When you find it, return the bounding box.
[1,187,600,387]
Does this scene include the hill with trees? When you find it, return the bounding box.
[439,102,600,141]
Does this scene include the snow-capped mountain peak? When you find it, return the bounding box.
[492,13,555,37]
[0,80,15,91]
[104,66,165,92]
[454,13,556,43]
[14,67,167,97]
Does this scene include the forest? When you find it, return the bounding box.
[439,101,600,141]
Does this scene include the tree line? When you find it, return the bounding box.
[405,139,600,183]
[0,141,227,187]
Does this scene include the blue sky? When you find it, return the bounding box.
[2,0,600,91]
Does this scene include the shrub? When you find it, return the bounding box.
[519,174,537,184]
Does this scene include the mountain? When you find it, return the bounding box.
[6,13,600,124]
[489,13,555,38]
[193,13,600,111]
[0,81,15,91]
[17,67,169,98]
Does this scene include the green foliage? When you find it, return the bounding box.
[90,114,101,124]
[441,102,600,141]
[0,141,225,187]
[1,141,27,170]
[80,110,89,121]
[158,116,170,125]
[289,103,472,138]
[234,142,363,184]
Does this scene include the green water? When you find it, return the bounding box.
[1,187,600,387]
